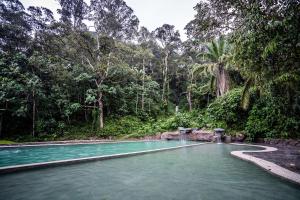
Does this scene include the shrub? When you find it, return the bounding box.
[245,96,300,140]
[36,118,57,134]
[158,112,200,131]
[204,88,246,130]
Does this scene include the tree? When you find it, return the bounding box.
[230,0,300,114]
[153,24,181,109]
[137,27,154,111]
[133,47,153,111]
[73,0,140,129]
[195,37,230,97]
[57,0,88,29]
[185,1,237,41]
[90,0,139,40]
[0,53,43,137]
[180,40,200,111]
[27,6,54,32]
[26,76,43,137]
[0,0,31,54]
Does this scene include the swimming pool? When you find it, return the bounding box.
[0,140,199,167]
[0,144,299,200]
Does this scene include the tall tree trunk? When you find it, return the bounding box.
[141,58,145,111]
[136,93,139,114]
[32,90,36,137]
[162,51,169,106]
[216,64,229,97]
[207,93,210,106]
[187,90,192,112]
[98,95,104,129]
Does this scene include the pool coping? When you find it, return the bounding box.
[230,143,300,186]
[0,140,162,148]
[0,142,211,174]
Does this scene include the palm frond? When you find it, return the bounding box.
[193,63,217,78]
[192,64,206,77]
[241,78,253,110]
[206,63,217,75]
[197,52,214,61]
[207,42,218,62]
[218,36,225,57]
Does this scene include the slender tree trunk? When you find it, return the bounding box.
[207,94,210,106]
[98,94,104,129]
[187,90,192,112]
[92,102,96,130]
[162,51,169,106]
[136,93,139,114]
[141,58,145,111]
[32,90,36,137]
[162,61,165,102]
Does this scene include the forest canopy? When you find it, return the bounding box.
[0,0,299,142]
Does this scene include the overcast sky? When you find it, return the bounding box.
[20,0,199,40]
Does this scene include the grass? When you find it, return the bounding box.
[0,140,16,145]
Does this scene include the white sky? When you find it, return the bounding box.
[20,0,199,40]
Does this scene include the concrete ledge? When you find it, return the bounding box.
[0,142,210,174]
[0,140,162,148]
[230,143,300,185]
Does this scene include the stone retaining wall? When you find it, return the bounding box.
[159,130,246,142]
[259,138,300,147]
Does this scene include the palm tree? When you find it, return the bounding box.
[194,37,230,97]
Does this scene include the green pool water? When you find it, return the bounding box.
[0,140,198,167]
[0,144,299,200]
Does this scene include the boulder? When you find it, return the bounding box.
[224,135,232,143]
[188,129,214,141]
[161,131,180,140]
[295,156,300,170]
[160,129,215,142]
[143,133,161,140]
[234,133,246,142]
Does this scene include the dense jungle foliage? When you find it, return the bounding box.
[0,0,299,142]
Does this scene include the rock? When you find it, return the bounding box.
[188,129,214,141]
[212,136,219,142]
[295,156,300,170]
[235,133,246,142]
[142,133,161,140]
[155,133,162,140]
[160,129,215,142]
[161,131,180,140]
[262,139,300,147]
[224,135,231,143]
[256,138,265,143]
[288,140,298,146]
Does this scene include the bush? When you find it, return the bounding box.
[245,97,300,140]
[96,116,142,137]
[36,118,58,134]
[203,88,246,130]
[158,112,200,131]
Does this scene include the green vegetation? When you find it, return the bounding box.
[1,0,299,142]
[0,140,16,145]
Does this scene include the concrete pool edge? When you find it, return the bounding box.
[0,140,162,148]
[0,142,211,174]
[230,143,300,185]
